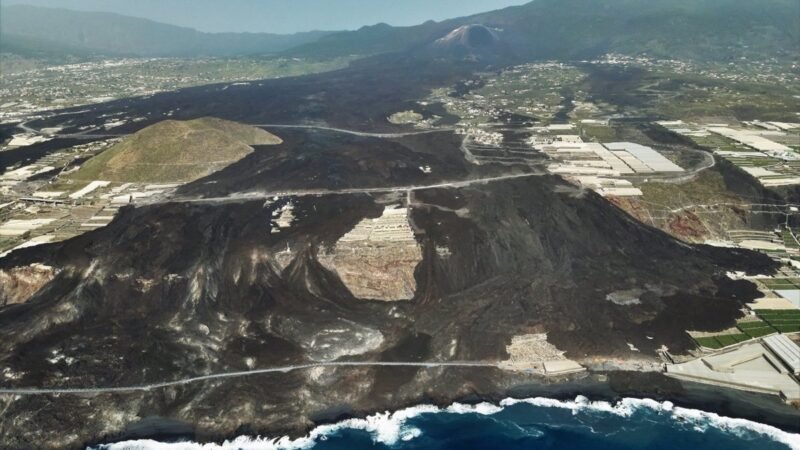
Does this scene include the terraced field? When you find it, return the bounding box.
[736,319,779,338]
[781,230,800,249]
[693,333,750,349]
[691,318,782,349]
[759,278,800,290]
[756,310,800,333]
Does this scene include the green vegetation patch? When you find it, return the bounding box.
[714,334,750,347]
[693,332,752,349]
[756,310,800,318]
[736,319,778,338]
[693,336,723,349]
[638,170,742,210]
[760,279,799,290]
[580,124,618,142]
[69,117,281,183]
[741,327,777,338]
[783,230,800,249]
[755,310,800,334]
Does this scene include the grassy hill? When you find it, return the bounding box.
[0,5,333,57]
[69,118,281,183]
[289,0,800,62]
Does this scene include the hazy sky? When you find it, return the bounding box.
[4,0,529,34]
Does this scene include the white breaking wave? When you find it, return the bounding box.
[500,396,800,450]
[671,406,800,450]
[499,395,673,417]
[94,397,800,450]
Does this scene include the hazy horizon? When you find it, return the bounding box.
[2,0,530,34]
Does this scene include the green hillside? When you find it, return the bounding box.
[69,118,282,183]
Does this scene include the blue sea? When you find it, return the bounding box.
[94,396,800,450]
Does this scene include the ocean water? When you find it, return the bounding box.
[94,396,800,450]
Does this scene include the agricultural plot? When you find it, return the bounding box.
[755,310,800,333]
[736,319,778,338]
[0,56,355,120]
[693,333,750,349]
[665,126,800,187]
[760,278,800,290]
[782,230,800,249]
[692,318,781,349]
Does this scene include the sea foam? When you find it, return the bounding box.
[500,396,799,450]
[93,396,800,450]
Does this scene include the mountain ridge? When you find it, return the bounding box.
[287,0,800,62]
[5,1,797,62]
[0,4,335,57]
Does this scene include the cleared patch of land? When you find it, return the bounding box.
[318,205,422,301]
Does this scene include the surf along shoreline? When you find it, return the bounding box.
[89,371,800,448]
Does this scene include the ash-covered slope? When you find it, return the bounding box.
[427,24,512,61]
[177,129,520,197]
[24,55,476,140]
[0,161,774,447]
[435,25,500,49]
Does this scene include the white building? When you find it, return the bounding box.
[763,334,800,376]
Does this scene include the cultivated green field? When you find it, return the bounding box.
[736,319,778,338]
[693,333,751,349]
[691,316,787,349]
[755,310,800,333]
[760,278,800,290]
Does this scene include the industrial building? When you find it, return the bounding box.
[667,337,800,402]
[763,334,800,376]
[533,140,683,197]
[659,121,800,187]
[605,142,685,172]
[708,127,793,155]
